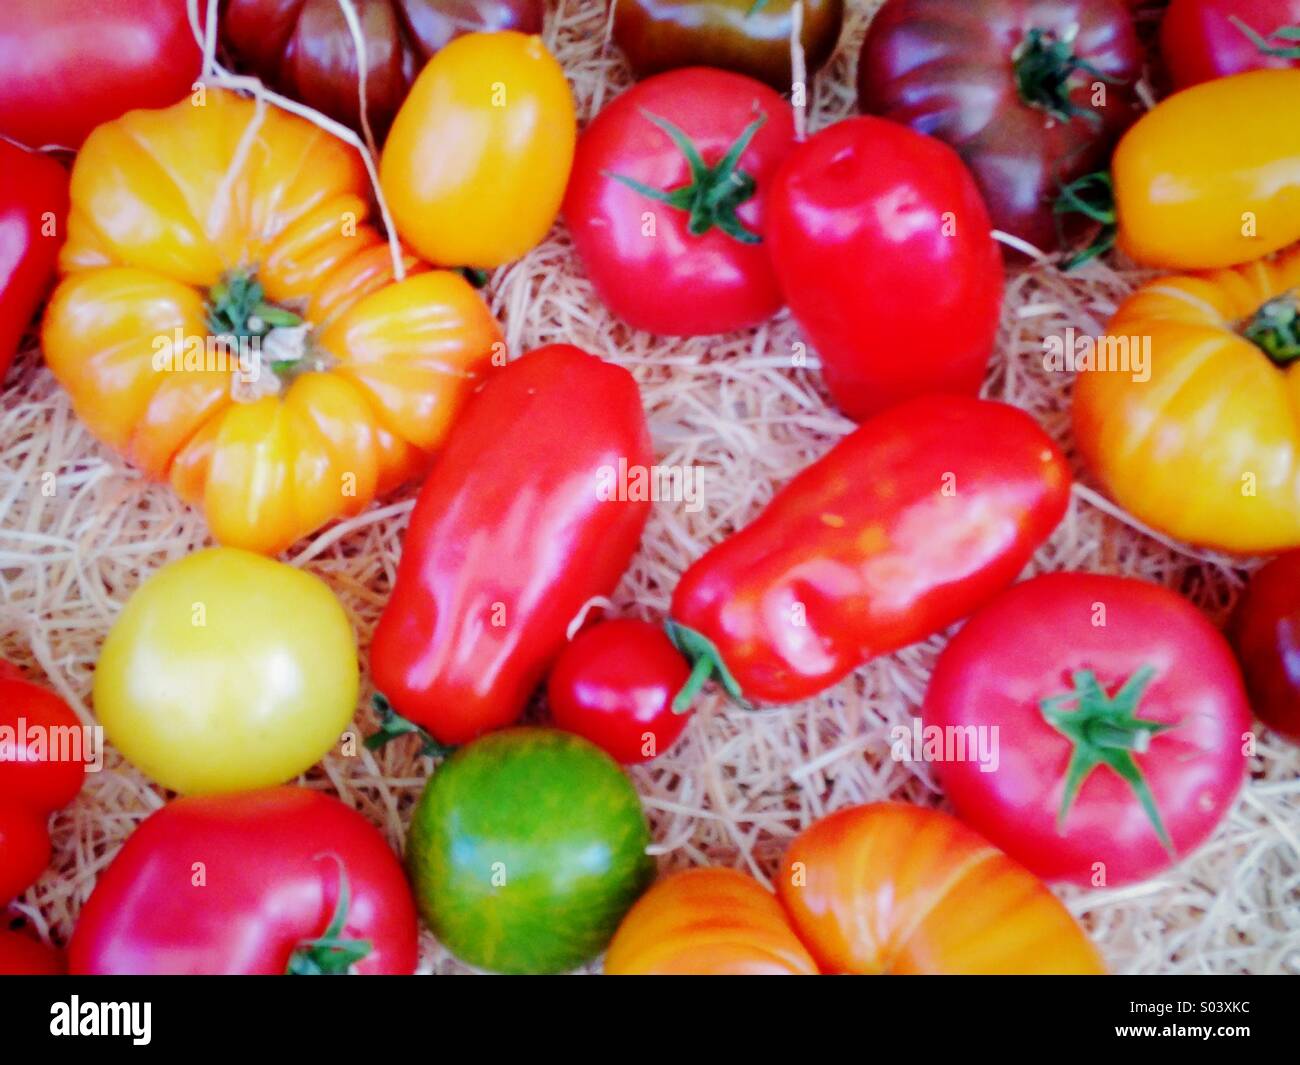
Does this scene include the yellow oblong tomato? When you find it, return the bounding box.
[777,804,1105,975]
[1114,69,1300,270]
[1074,248,1300,554]
[42,89,502,556]
[604,868,818,975]
[380,31,576,269]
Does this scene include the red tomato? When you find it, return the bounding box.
[68,788,419,975]
[766,117,1003,421]
[0,142,68,382]
[0,929,64,976]
[1162,0,1300,88]
[924,573,1251,887]
[547,619,692,763]
[1228,551,1300,742]
[563,67,796,336]
[0,0,201,148]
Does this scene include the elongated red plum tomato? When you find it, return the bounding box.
[1229,551,1300,742]
[766,117,1003,420]
[564,68,795,336]
[547,619,692,763]
[924,573,1251,887]
[0,0,201,148]
[1162,0,1300,89]
[69,788,419,975]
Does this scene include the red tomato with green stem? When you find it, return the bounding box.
[68,788,419,975]
[765,117,1003,421]
[1161,0,1300,88]
[547,618,693,764]
[0,142,68,382]
[1228,551,1300,743]
[924,573,1251,887]
[563,68,795,337]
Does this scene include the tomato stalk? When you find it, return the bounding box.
[608,109,769,244]
[1242,293,1300,364]
[1054,171,1116,269]
[1039,666,1178,854]
[1231,15,1300,58]
[364,693,457,758]
[206,270,316,383]
[1012,26,1115,127]
[664,620,751,712]
[285,857,373,975]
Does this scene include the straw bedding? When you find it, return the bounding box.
[1,0,1297,974]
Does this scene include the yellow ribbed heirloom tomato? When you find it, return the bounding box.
[1074,247,1300,554]
[93,548,359,795]
[379,31,576,269]
[42,89,502,555]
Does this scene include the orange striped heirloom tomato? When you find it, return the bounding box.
[777,805,1106,975]
[1073,246,1300,553]
[41,89,502,556]
[604,868,818,975]
[1113,69,1300,269]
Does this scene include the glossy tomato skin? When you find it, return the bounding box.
[1229,552,1300,742]
[69,788,418,975]
[605,867,818,974]
[925,573,1251,887]
[92,548,359,795]
[613,0,844,90]
[564,68,795,336]
[0,0,200,148]
[1162,0,1300,88]
[670,395,1070,705]
[221,0,543,139]
[371,346,652,746]
[766,117,1003,420]
[778,804,1105,973]
[381,32,576,268]
[859,0,1141,253]
[0,929,64,975]
[0,142,68,382]
[547,619,692,764]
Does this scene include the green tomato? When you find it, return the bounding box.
[407,727,654,973]
[93,547,359,794]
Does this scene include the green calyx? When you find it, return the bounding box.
[1231,15,1300,59]
[1039,666,1178,856]
[206,270,302,343]
[1012,26,1114,126]
[1242,293,1300,365]
[1055,170,1116,270]
[364,693,457,759]
[285,856,373,975]
[608,109,769,245]
[664,620,752,713]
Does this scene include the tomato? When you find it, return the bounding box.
[669,395,1070,705]
[69,788,418,975]
[380,31,575,268]
[407,728,653,973]
[925,574,1250,887]
[0,0,200,149]
[1112,68,1300,269]
[1162,0,1300,88]
[859,0,1141,254]
[92,548,359,795]
[1073,245,1300,552]
[221,0,543,140]
[0,142,67,383]
[766,117,1003,420]
[605,867,818,974]
[563,68,795,336]
[547,619,693,764]
[777,804,1106,973]
[0,663,87,902]
[0,929,63,976]
[371,346,652,747]
[41,89,501,555]
[613,0,844,90]
[1229,552,1300,741]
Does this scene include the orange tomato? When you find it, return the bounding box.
[604,868,818,975]
[42,89,502,555]
[777,804,1105,975]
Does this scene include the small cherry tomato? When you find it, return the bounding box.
[547,619,693,764]
[1229,551,1300,742]
[1162,0,1300,89]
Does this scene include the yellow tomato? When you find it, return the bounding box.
[1114,69,1300,270]
[1074,247,1300,553]
[42,89,502,556]
[93,548,359,794]
[380,31,576,268]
